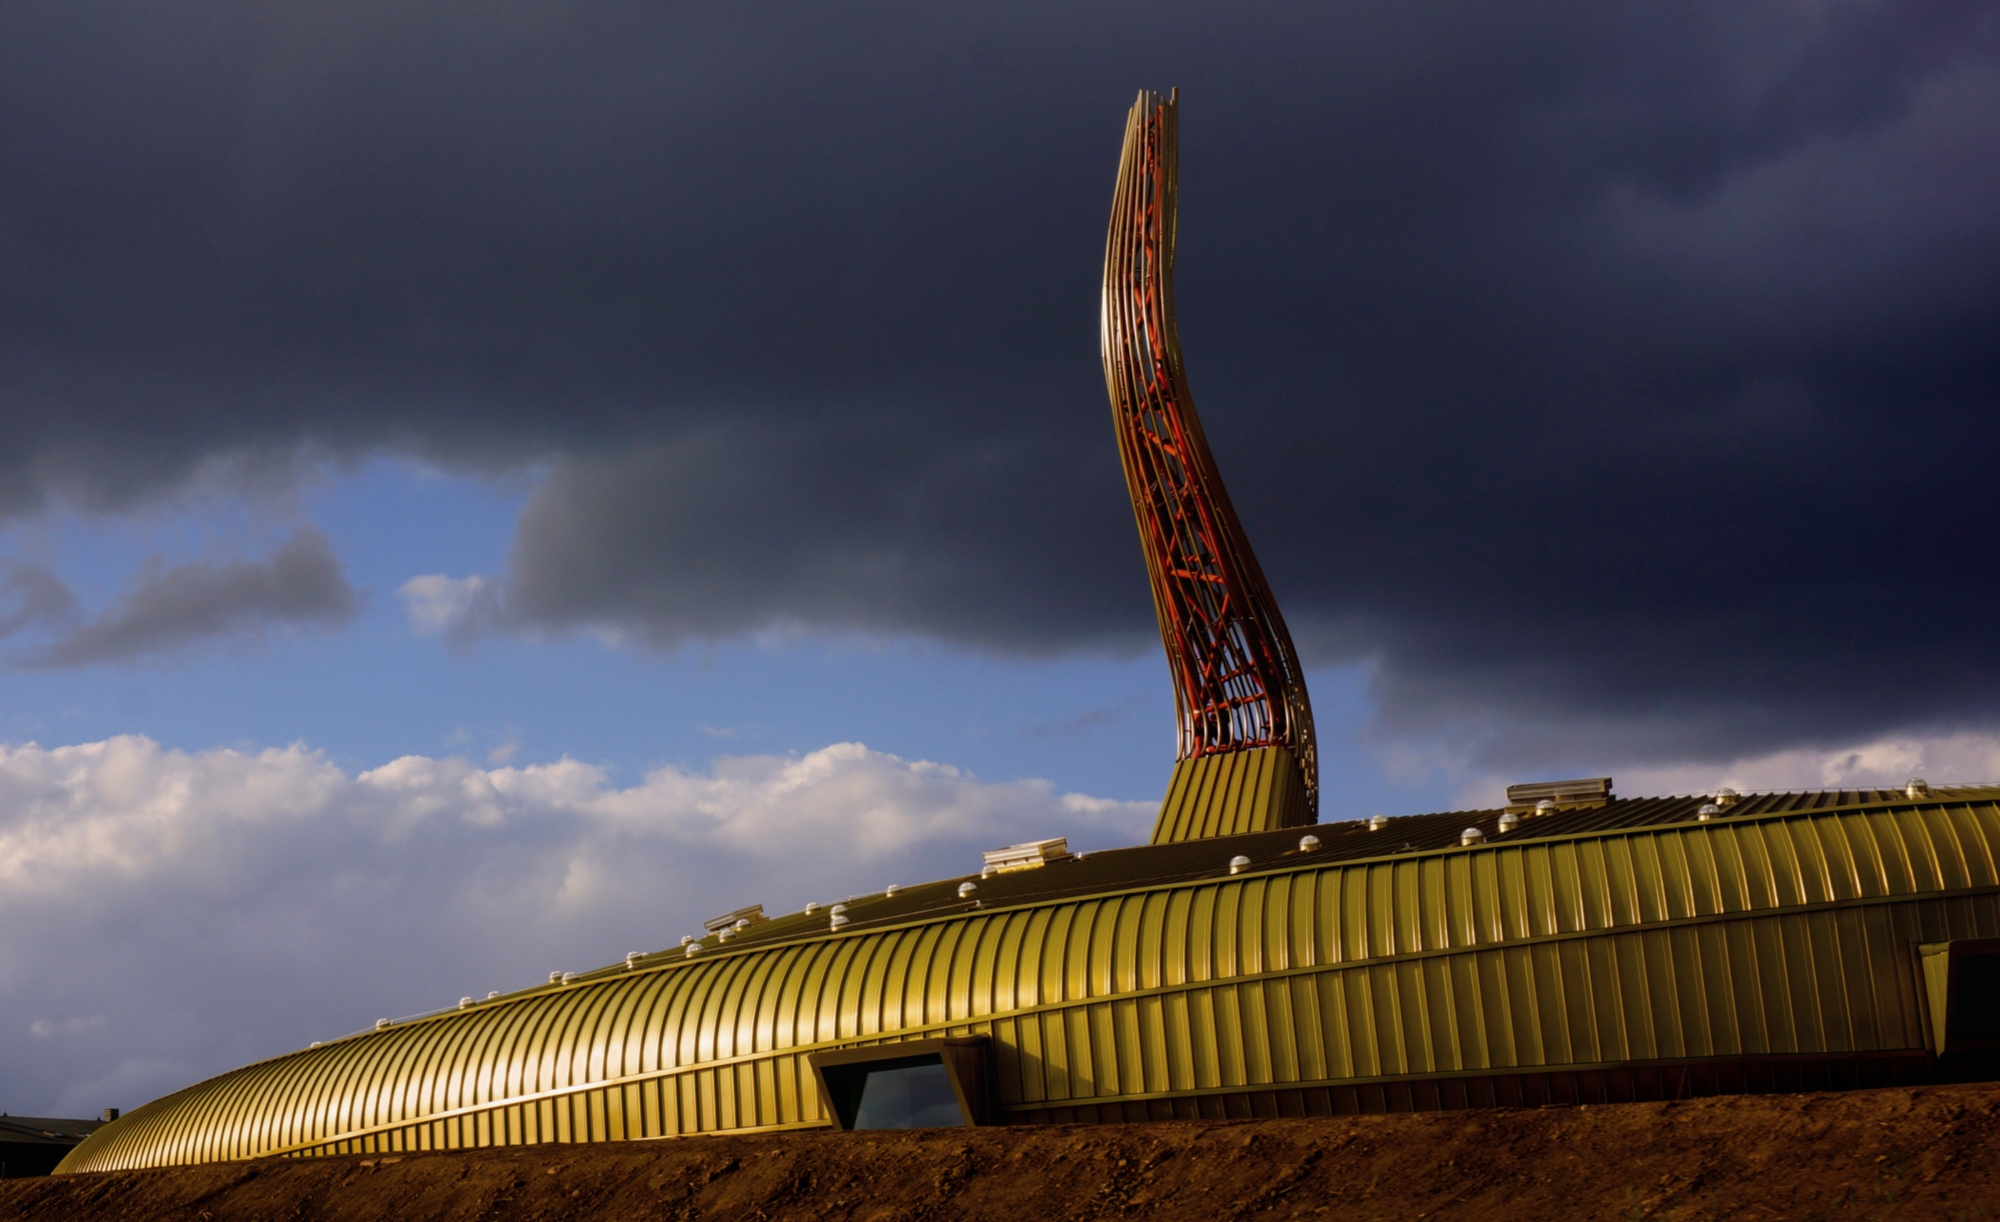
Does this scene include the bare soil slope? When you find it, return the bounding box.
[5,1083,1999,1221]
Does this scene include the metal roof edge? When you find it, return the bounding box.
[205,785,2000,1072]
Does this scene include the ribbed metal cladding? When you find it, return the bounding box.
[60,797,2000,1172]
[1151,747,1311,843]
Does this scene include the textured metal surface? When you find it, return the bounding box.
[1100,88,1317,817]
[681,784,2000,950]
[1151,748,1310,843]
[61,792,2000,1171]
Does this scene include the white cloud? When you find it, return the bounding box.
[29,1016,106,1038]
[397,573,500,642]
[1450,730,2000,809]
[0,734,1153,1116]
[14,722,1993,1119]
[1608,731,2000,799]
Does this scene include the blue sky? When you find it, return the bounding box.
[0,458,1457,818]
[0,460,1477,1119]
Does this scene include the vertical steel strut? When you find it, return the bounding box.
[1100,89,1318,815]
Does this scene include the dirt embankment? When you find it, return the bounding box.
[4,1083,1999,1221]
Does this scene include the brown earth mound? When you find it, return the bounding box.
[4,1083,1999,1221]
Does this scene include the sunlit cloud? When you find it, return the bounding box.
[0,734,1153,1115]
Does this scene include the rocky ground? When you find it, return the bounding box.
[4,1083,1999,1220]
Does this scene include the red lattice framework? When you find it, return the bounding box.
[1100,89,1317,813]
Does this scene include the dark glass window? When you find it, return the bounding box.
[1924,938,2000,1059]
[818,1053,968,1129]
[851,1061,964,1129]
[1952,948,2000,1046]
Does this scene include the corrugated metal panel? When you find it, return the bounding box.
[61,796,2000,1172]
[1151,748,1310,843]
[478,786,2000,957]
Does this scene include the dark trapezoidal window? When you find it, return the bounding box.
[1919,938,2000,1060]
[808,1037,989,1130]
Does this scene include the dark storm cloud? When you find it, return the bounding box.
[19,529,356,667]
[3,1,1999,760]
[501,416,1136,651]
[0,560,77,638]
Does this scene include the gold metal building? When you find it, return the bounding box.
[56,92,2000,1174]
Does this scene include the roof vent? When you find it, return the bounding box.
[884,884,901,896]
[703,904,765,933]
[1713,787,1739,808]
[1228,855,1251,874]
[459,997,474,1009]
[1507,777,1613,813]
[981,837,1070,873]
[548,971,562,985]
[957,881,978,897]
[487,991,500,1000]
[1697,803,1721,821]
[562,972,577,984]
[1298,834,1320,852]
[626,952,643,969]
[830,913,849,930]
[685,943,703,956]
[805,902,821,914]
[1460,827,1484,846]
[716,928,735,942]
[1498,812,1520,833]
[311,1041,323,1048]
[375,1018,392,1031]
[1367,815,1388,831]
[830,902,848,915]
[1907,778,1931,798]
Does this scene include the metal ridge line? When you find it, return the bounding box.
[290,793,2000,1051]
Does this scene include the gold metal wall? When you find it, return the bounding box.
[61,796,2000,1172]
[1150,747,1310,843]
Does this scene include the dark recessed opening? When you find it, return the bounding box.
[808,1037,989,1130]
[1920,938,2000,1061]
[1949,944,2000,1048]
[823,1055,963,1130]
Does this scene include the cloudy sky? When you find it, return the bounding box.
[4,0,1999,1118]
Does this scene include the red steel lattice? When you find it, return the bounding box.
[1100,88,1317,813]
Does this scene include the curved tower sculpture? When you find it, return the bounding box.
[1102,89,1318,842]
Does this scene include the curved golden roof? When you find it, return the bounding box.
[61,788,2000,1171]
